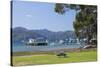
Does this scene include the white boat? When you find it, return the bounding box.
[26,38,48,46]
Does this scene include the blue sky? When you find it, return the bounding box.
[13,1,76,32]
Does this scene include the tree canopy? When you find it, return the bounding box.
[55,3,97,45]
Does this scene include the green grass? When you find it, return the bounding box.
[13,51,54,56]
[12,50,97,66]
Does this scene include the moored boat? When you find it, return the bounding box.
[26,38,48,46]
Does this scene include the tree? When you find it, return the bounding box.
[55,3,97,45]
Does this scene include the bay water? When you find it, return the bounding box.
[12,42,85,52]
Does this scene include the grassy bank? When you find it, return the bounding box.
[12,48,96,56]
[12,49,97,66]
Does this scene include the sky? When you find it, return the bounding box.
[12,1,76,32]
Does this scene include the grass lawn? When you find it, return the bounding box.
[12,50,97,66]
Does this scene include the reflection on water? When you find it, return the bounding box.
[12,42,85,52]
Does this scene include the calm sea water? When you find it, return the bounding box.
[12,42,85,52]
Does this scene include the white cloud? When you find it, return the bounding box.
[26,14,32,18]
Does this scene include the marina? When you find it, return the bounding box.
[13,38,86,52]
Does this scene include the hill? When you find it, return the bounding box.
[12,27,76,43]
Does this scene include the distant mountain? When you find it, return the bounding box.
[12,27,77,43]
[12,27,46,43]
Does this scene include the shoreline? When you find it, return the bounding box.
[12,48,97,56]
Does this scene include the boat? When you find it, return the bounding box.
[26,38,48,46]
